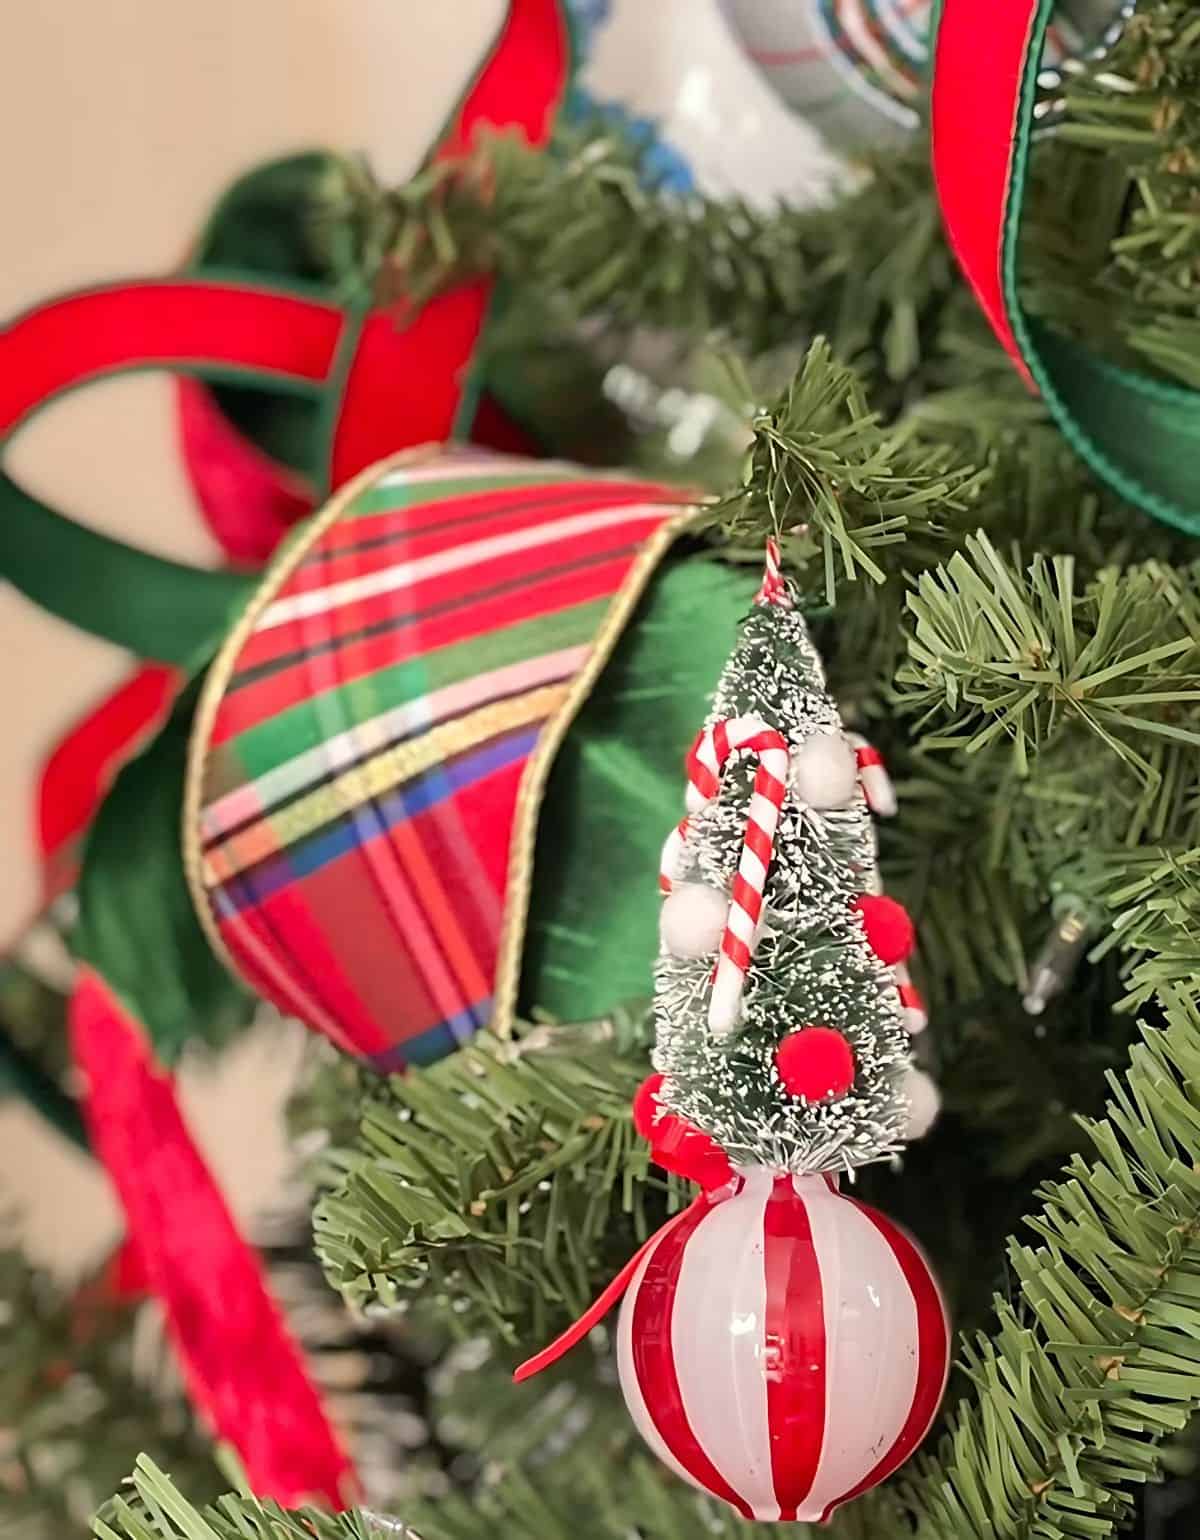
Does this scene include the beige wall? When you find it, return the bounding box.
[0,0,503,1271]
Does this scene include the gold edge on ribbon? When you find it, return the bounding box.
[490,501,703,1039]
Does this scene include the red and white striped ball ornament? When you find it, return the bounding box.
[618,1168,949,1523]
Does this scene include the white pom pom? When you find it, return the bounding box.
[901,1067,941,1140]
[685,782,708,815]
[660,883,728,959]
[790,732,859,810]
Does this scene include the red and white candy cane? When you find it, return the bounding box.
[659,716,786,893]
[659,818,689,892]
[847,733,897,817]
[658,721,748,892]
[755,535,793,609]
[659,541,792,1029]
[894,963,928,1035]
[665,715,791,1037]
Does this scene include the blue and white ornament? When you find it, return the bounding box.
[717,0,1130,150]
[565,0,844,207]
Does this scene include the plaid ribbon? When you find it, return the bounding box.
[188,447,695,1070]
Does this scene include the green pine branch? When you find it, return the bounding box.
[1024,4,1200,381]
[312,130,929,364]
[95,988,1200,1540]
[92,1452,764,1540]
[1068,845,1200,1009]
[884,537,1200,1002]
[93,1458,381,1540]
[311,1016,685,1343]
[710,339,980,605]
[292,0,1200,410]
[898,534,1200,777]
[884,987,1200,1539]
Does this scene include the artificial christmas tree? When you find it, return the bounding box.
[5,0,1200,1536]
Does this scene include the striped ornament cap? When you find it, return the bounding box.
[618,1166,949,1523]
[185,446,696,1072]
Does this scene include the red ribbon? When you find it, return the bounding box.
[70,971,357,1506]
[514,1195,708,1383]
[36,665,179,909]
[179,0,571,551]
[930,0,1038,390]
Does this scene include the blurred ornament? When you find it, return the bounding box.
[615,1168,949,1522]
[717,0,1130,150]
[565,0,696,195]
[569,0,845,206]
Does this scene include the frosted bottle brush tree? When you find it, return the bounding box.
[651,566,930,1175]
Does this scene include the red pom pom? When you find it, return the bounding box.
[775,1027,856,1101]
[853,893,915,964]
[632,1074,733,1189]
[632,1073,666,1140]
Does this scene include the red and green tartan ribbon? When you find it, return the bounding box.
[0,0,574,663]
[931,0,1200,532]
[186,447,699,1070]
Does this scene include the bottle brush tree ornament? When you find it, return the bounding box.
[518,542,949,1523]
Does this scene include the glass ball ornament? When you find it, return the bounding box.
[617,1167,950,1521]
[716,0,1131,150]
[567,0,846,206]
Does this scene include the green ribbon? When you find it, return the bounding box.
[0,472,255,665]
[932,0,1200,532]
